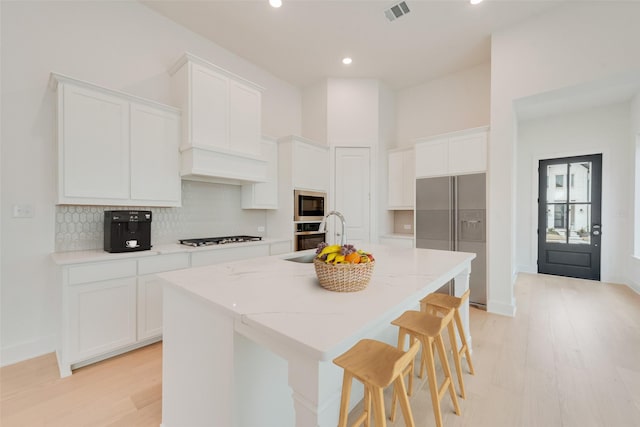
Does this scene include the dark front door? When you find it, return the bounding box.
[538,154,602,280]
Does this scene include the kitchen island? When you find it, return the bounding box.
[157,244,475,427]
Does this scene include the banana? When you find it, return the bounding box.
[333,254,346,264]
[326,252,339,263]
[318,244,341,256]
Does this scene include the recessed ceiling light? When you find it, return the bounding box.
[470,0,483,4]
[269,0,282,8]
[342,57,353,65]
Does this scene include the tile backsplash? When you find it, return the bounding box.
[55,181,267,251]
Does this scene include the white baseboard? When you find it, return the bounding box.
[516,264,537,274]
[628,278,640,295]
[487,298,517,317]
[1,334,56,368]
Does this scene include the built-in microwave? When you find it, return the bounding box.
[294,190,326,221]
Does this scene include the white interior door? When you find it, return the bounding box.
[334,147,371,245]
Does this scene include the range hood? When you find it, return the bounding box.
[170,52,267,185]
[180,145,267,185]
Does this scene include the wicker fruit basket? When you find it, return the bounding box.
[313,258,375,292]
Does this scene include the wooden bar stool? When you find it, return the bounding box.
[420,289,475,399]
[390,309,461,427]
[333,338,420,427]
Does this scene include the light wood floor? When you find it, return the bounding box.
[2,273,639,427]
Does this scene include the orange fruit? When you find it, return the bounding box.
[345,252,360,264]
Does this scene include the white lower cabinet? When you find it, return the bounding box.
[137,253,190,341]
[137,274,165,341]
[67,276,137,365]
[269,240,291,255]
[56,242,288,377]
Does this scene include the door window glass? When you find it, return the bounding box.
[569,161,591,203]
[546,204,566,243]
[569,204,591,244]
[546,164,567,202]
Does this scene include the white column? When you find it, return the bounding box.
[453,264,472,351]
[287,352,345,427]
[161,285,235,427]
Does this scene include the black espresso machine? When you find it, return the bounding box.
[104,210,152,253]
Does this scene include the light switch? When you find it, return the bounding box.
[257,226,265,232]
[13,204,34,218]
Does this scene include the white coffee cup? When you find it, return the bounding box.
[126,240,138,248]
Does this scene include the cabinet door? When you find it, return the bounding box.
[403,150,416,207]
[415,138,448,178]
[190,62,228,149]
[388,151,405,208]
[241,138,278,209]
[130,103,181,205]
[448,132,487,175]
[59,83,130,201]
[137,274,164,340]
[293,142,328,191]
[228,81,261,156]
[388,150,415,209]
[68,277,137,363]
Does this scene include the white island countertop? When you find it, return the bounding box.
[158,244,476,427]
[159,244,474,361]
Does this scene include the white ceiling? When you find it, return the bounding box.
[142,0,561,90]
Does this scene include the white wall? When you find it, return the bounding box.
[327,78,380,146]
[395,62,490,146]
[490,2,640,315]
[516,102,632,285]
[0,1,301,365]
[630,92,640,292]
[301,81,328,144]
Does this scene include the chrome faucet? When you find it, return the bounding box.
[318,211,347,246]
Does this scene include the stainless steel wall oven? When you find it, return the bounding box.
[294,222,326,251]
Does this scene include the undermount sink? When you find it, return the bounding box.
[282,253,316,263]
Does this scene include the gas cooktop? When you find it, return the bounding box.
[179,236,262,247]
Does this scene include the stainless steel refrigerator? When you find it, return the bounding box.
[415,173,486,307]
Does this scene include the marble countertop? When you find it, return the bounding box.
[157,244,475,361]
[51,237,291,265]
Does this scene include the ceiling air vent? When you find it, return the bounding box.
[384,1,410,22]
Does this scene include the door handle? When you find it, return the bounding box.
[592,224,601,236]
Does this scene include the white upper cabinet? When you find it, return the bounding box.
[130,102,181,203]
[415,127,488,178]
[448,132,487,175]
[291,138,329,192]
[241,136,278,209]
[51,73,181,207]
[388,148,415,209]
[170,53,267,184]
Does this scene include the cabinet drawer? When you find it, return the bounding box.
[68,260,137,285]
[191,245,269,267]
[138,253,190,275]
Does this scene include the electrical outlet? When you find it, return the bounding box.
[13,204,34,218]
[403,224,412,230]
[257,226,265,232]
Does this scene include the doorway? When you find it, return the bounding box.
[538,154,602,280]
[333,147,371,245]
